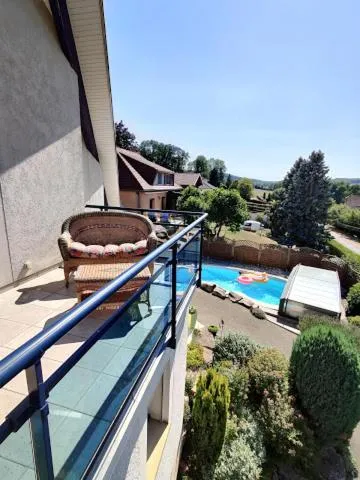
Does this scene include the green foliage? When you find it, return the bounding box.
[349,316,360,327]
[237,409,266,462]
[328,239,360,279]
[328,203,360,229]
[213,333,259,367]
[114,120,139,151]
[189,305,197,315]
[232,178,254,201]
[225,174,232,188]
[216,363,249,417]
[248,348,288,400]
[257,385,304,458]
[187,342,205,370]
[208,325,219,337]
[209,166,226,187]
[191,369,230,478]
[139,139,189,172]
[347,283,360,315]
[191,155,210,178]
[329,180,351,204]
[290,325,360,440]
[298,313,337,332]
[213,437,262,480]
[207,188,249,237]
[270,151,331,249]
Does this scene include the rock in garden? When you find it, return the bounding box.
[317,447,346,480]
[201,282,216,293]
[228,291,243,303]
[251,306,267,320]
[239,298,254,308]
[212,286,227,299]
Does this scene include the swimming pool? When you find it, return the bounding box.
[201,264,286,306]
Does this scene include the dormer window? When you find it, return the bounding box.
[155,173,173,185]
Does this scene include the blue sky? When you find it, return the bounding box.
[104,0,359,180]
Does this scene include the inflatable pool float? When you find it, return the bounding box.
[237,275,253,284]
[251,272,268,283]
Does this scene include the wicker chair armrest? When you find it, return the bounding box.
[147,231,159,252]
[58,232,72,260]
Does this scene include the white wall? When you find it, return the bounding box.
[0,0,103,286]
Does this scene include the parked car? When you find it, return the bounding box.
[243,220,262,232]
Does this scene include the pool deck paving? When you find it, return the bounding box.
[192,288,360,468]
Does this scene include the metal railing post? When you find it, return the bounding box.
[197,224,204,287]
[26,360,54,479]
[169,243,177,349]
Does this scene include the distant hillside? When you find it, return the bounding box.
[333,178,360,185]
[229,175,279,190]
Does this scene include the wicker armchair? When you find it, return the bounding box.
[58,211,158,286]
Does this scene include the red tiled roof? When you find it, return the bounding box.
[174,172,202,187]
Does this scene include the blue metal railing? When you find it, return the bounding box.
[0,208,207,479]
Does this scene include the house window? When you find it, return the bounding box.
[149,199,154,209]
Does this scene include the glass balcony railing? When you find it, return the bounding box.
[0,207,207,480]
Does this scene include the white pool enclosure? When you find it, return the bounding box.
[279,264,342,319]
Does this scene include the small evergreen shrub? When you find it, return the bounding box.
[187,342,204,370]
[191,369,230,479]
[290,325,360,440]
[208,325,219,338]
[298,313,336,332]
[347,283,360,315]
[213,437,262,480]
[257,385,303,458]
[228,368,249,417]
[248,348,288,400]
[213,333,259,367]
[349,316,360,327]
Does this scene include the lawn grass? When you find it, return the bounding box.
[220,227,277,245]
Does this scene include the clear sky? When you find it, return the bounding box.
[104,0,359,180]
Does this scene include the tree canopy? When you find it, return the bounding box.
[114,121,138,151]
[270,151,331,249]
[191,155,210,178]
[209,166,226,187]
[139,140,188,172]
[232,178,253,201]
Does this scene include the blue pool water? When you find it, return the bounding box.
[201,264,286,306]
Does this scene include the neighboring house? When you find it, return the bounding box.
[345,194,360,209]
[117,148,182,209]
[0,0,120,288]
[174,172,215,190]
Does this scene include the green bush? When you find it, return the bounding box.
[298,313,337,332]
[290,325,360,440]
[347,283,360,315]
[216,363,249,417]
[213,437,262,480]
[257,385,303,458]
[187,342,205,370]
[328,239,360,279]
[208,325,219,337]
[213,333,259,367]
[191,369,230,479]
[237,409,266,463]
[349,316,360,327]
[248,348,288,400]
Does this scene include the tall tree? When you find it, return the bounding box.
[270,151,330,249]
[114,121,138,151]
[139,140,188,172]
[232,178,253,200]
[329,180,350,204]
[225,173,232,188]
[209,166,226,187]
[191,155,210,178]
[207,188,248,237]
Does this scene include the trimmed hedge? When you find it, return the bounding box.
[347,283,360,315]
[298,313,336,332]
[187,342,205,370]
[328,239,360,280]
[290,325,360,440]
[213,333,259,367]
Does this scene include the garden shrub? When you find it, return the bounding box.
[213,333,259,367]
[191,369,230,479]
[347,283,360,315]
[186,342,204,370]
[216,363,249,417]
[290,325,360,440]
[213,437,262,480]
[298,313,336,332]
[349,316,360,327]
[257,385,303,458]
[247,348,288,400]
[238,409,266,463]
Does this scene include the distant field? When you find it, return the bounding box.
[252,188,270,200]
[221,228,277,245]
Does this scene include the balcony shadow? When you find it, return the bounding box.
[14,281,72,305]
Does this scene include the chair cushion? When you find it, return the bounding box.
[69,240,148,258]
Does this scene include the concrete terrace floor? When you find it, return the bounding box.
[0,265,171,479]
[192,288,360,467]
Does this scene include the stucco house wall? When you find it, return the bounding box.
[0,0,103,287]
[90,289,192,480]
[139,193,167,210]
[120,191,140,209]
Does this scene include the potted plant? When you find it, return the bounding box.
[208,325,219,339]
[188,305,197,331]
